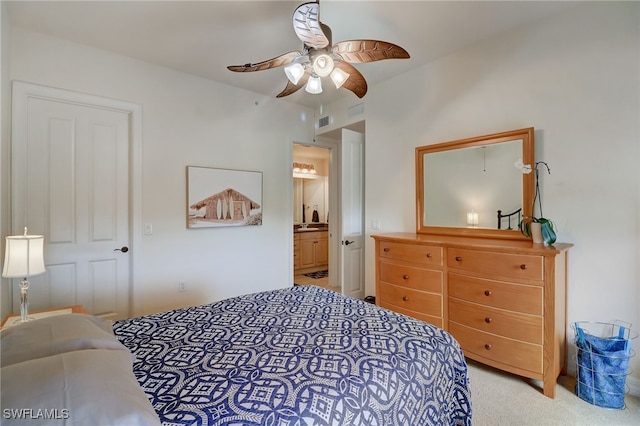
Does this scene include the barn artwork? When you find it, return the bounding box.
[187,166,262,228]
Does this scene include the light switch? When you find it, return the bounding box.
[144,223,153,235]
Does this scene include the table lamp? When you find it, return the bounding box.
[2,227,46,323]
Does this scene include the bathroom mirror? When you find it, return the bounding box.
[293,177,328,224]
[416,127,534,239]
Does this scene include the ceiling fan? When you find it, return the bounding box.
[227,1,410,99]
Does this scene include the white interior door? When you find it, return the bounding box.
[340,129,364,299]
[11,82,131,319]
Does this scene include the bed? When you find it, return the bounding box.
[1,285,472,425]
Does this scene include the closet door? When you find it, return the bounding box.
[11,82,131,318]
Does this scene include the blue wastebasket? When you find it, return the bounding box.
[572,321,636,409]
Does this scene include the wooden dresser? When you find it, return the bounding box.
[372,233,572,398]
[376,238,444,328]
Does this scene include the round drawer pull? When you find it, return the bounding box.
[402,274,409,280]
[485,317,492,324]
[484,343,492,350]
[383,248,390,252]
[484,290,492,296]
[426,253,432,258]
[455,256,462,262]
[520,264,528,270]
[402,296,409,302]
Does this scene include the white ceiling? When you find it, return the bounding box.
[6,1,577,108]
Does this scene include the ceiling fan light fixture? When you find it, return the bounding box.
[227,2,409,100]
[284,62,305,85]
[329,67,350,89]
[312,53,334,77]
[305,75,323,94]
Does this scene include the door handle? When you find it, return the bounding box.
[114,246,129,253]
[344,240,354,246]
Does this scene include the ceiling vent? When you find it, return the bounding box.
[318,115,330,128]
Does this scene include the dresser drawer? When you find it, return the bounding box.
[379,301,444,329]
[379,262,442,293]
[449,321,543,374]
[449,298,543,344]
[449,273,543,315]
[379,241,442,266]
[448,248,543,280]
[379,282,442,318]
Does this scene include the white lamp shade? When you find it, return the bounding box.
[2,234,45,278]
[305,75,323,94]
[330,68,350,89]
[312,54,334,77]
[284,63,305,85]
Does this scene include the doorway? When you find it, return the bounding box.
[291,122,365,300]
[292,144,336,290]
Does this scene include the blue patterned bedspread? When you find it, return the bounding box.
[113,286,472,425]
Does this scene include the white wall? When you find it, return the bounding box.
[326,2,640,391]
[4,27,314,316]
[0,1,11,318]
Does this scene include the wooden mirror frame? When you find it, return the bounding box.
[416,127,535,239]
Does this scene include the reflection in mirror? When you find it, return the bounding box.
[423,140,523,228]
[293,177,328,224]
[416,128,534,239]
[293,144,330,225]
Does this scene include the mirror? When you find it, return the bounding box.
[294,177,328,224]
[416,127,534,239]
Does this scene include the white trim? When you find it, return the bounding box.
[11,81,142,317]
[291,139,338,289]
[287,139,294,288]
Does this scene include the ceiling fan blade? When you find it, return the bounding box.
[276,69,312,98]
[227,51,302,72]
[293,2,330,49]
[333,40,410,63]
[334,62,367,98]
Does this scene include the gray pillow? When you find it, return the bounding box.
[1,314,128,367]
[0,349,160,425]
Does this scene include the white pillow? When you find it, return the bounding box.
[0,349,160,425]
[1,314,128,367]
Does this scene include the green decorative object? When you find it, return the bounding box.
[518,161,557,245]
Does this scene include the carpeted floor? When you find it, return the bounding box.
[468,359,640,425]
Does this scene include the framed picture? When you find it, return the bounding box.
[187,166,262,228]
